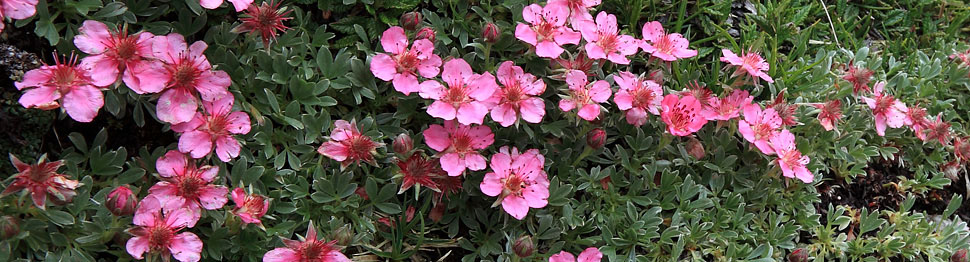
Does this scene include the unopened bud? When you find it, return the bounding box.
[416,27,436,42]
[482,23,500,44]
[0,216,18,240]
[400,12,422,31]
[330,225,354,246]
[405,206,416,223]
[599,176,611,190]
[512,235,534,257]
[586,128,606,149]
[106,185,138,216]
[393,133,413,156]
[429,204,445,222]
[687,137,705,159]
[954,249,969,262]
[355,187,369,200]
[788,248,808,262]
[648,69,664,85]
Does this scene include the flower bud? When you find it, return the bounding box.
[954,249,969,262]
[482,23,500,44]
[788,248,808,262]
[400,12,422,31]
[355,187,369,200]
[429,204,445,222]
[405,206,416,223]
[416,27,436,42]
[512,235,534,257]
[586,128,606,149]
[648,69,665,85]
[687,137,705,159]
[106,185,138,216]
[330,225,354,247]
[943,161,962,182]
[599,176,611,190]
[393,133,413,156]
[0,216,18,240]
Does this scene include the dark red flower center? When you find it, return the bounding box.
[443,83,471,107]
[176,175,206,200]
[300,240,336,261]
[667,103,697,130]
[395,51,419,74]
[148,225,176,250]
[344,135,377,163]
[168,58,203,90]
[502,173,529,197]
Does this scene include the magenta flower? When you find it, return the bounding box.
[423,120,494,176]
[640,21,697,61]
[575,12,638,64]
[720,49,773,83]
[812,100,842,131]
[487,61,546,127]
[1,154,79,210]
[660,94,707,136]
[738,104,783,155]
[230,188,270,225]
[707,89,753,121]
[151,33,231,124]
[126,195,203,262]
[769,129,813,183]
[148,150,229,224]
[860,81,907,136]
[263,222,351,262]
[549,247,603,262]
[232,0,292,47]
[16,54,106,122]
[559,70,611,121]
[613,71,662,126]
[317,119,381,168]
[371,26,442,95]
[419,58,498,125]
[199,0,252,12]
[548,0,599,25]
[514,3,581,58]
[480,146,549,220]
[0,0,37,33]
[171,95,251,162]
[74,20,166,93]
[904,104,929,141]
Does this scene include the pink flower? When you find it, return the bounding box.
[480,146,549,220]
[423,120,494,176]
[171,95,251,162]
[149,150,229,223]
[575,12,638,64]
[0,0,38,33]
[842,63,873,94]
[769,129,813,183]
[263,222,351,262]
[812,100,842,131]
[514,3,581,58]
[232,0,292,47]
[487,61,546,127]
[396,153,445,194]
[924,113,952,145]
[1,154,79,210]
[613,71,662,126]
[681,81,717,116]
[904,104,929,140]
[419,58,498,125]
[549,247,603,262]
[151,33,231,124]
[230,188,270,225]
[659,94,707,136]
[558,70,611,121]
[107,185,139,216]
[74,20,165,93]
[199,0,252,12]
[738,104,783,154]
[126,195,203,262]
[956,137,970,162]
[640,21,697,61]
[720,49,773,83]
[317,119,381,168]
[767,91,799,127]
[707,89,753,121]
[371,26,442,95]
[860,81,907,136]
[16,54,105,122]
[547,0,600,25]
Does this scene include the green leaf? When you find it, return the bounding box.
[46,210,75,226]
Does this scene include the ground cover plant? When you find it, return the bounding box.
[3,0,970,261]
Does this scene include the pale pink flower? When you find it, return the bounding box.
[423,120,494,176]
[769,129,813,183]
[812,100,842,131]
[707,89,753,121]
[558,70,611,121]
[149,150,228,224]
[720,49,773,83]
[419,58,498,125]
[659,94,707,136]
[0,0,38,33]
[480,146,549,220]
[738,104,782,154]
[1,154,79,210]
[230,188,270,225]
[860,81,907,136]
[613,71,662,126]
[16,54,105,122]
[904,104,929,141]
[514,3,581,58]
[575,12,638,64]
[126,195,203,262]
[487,61,546,127]
[317,119,381,168]
[549,247,603,262]
[370,26,442,95]
[547,0,599,26]
[74,20,166,93]
[640,21,697,61]
[199,0,252,12]
[262,222,351,262]
[171,95,251,162]
[152,33,231,124]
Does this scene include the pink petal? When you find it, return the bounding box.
[457,102,489,125]
[422,124,451,152]
[875,115,887,136]
[323,251,352,262]
[625,107,648,126]
[369,54,397,81]
[559,99,576,112]
[198,186,229,210]
[318,142,348,161]
[225,111,252,134]
[62,85,104,122]
[15,66,49,90]
[152,34,188,65]
[614,90,633,110]
[468,73,498,101]
[170,232,203,262]
[720,49,742,65]
[468,125,495,149]
[480,172,504,197]
[123,60,167,94]
[442,59,473,86]
[392,73,420,95]
[263,248,301,262]
[535,41,565,58]
[522,183,548,208]
[577,247,603,262]
[199,0,223,9]
[427,101,458,120]
[199,166,219,182]
[418,80,445,99]
[463,153,487,171]
[2,0,38,19]
[519,98,545,124]
[74,20,111,54]
[440,153,465,176]
[589,80,611,102]
[641,21,664,42]
[125,237,150,259]
[179,130,214,159]
[553,29,581,45]
[227,0,253,12]
[491,103,516,127]
[195,70,231,101]
[501,195,529,220]
[416,55,442,79]
[157,150,188,178]
[577,104,600,121]
[521,4,542,24]
[231,188,246,205]
[488,151,512,177]
[514,24,538,46]
[166,207,200,228]
[585,42,606,60]
[380,26,408,54]
[215,135,241,162]
[565,70,587,88]
[549,251,577,262]
[18,86,59,108]
[171,114,204,133]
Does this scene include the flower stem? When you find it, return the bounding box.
[572,147,593,166]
